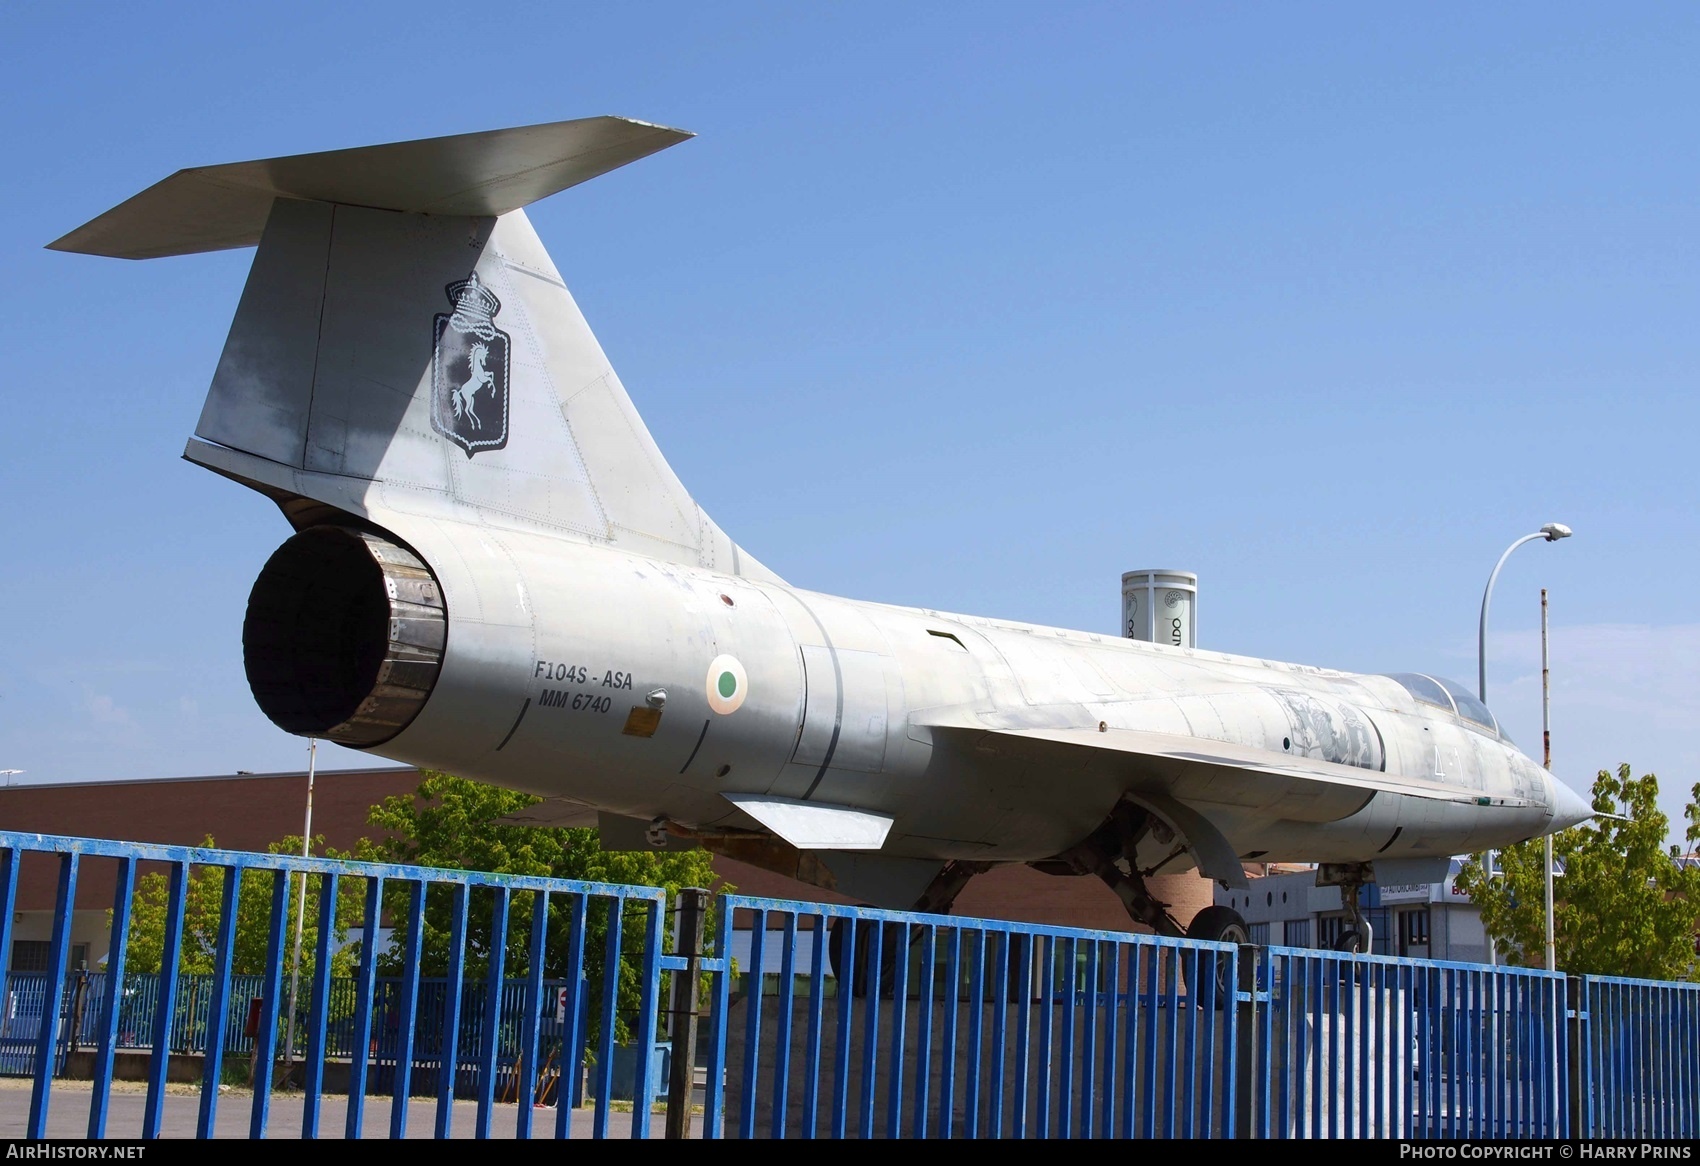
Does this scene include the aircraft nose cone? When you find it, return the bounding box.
[1548,775,1594,831]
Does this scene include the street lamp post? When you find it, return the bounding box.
[1476,522,1571,969]
[1478,523,1572,705]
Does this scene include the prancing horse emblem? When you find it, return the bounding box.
[431,272,511,457]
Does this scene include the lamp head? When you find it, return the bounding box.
[1540,523,1573,542]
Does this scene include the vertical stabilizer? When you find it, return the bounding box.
[51,118,778,581]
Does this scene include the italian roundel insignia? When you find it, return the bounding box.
[707,655,748,715]
[431,271,512,458]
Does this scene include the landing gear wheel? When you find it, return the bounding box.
[1182,906,1249,1006]
[1185,905,1251,946]
[1316,862,1375,958]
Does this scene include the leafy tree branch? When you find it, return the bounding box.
[1456,764,1700,980]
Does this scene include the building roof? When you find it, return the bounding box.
[1,764,412,791]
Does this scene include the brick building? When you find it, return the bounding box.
[0,768,1212,971]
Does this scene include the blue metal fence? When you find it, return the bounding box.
[704,896,1240,1139]
[1249,946,1566,1139]
[1,971,266,1073]
[0,831,667,1139]
[4,828,1700,1139]
[0,970,595,1097]
[1572,974,1700,1138]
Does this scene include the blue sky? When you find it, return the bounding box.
[1,5,1696,836]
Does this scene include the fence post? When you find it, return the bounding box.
[1235,946,1259,1138]
[666,887,710,1139]
[1566,975,1586,1138]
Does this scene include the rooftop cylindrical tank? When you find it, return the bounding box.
[1122,569,1197,649]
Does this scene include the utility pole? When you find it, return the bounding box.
[1542,590,1556,973]
[282,738,317,1073]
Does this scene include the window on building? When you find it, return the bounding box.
[9,941,48,972]
[9,941,89,973]
[1398,908,1432,957]
[1284,918,1311,948]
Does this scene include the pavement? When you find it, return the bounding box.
[0,1077,674,1139]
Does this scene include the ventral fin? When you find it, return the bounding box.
[723,794,893,851]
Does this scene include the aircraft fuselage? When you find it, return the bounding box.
[361,523,1564,875]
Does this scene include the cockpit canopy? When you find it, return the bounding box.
[1382,673,1503,738]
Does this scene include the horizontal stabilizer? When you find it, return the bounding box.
[48,115,691,259]
[723,794,894,851]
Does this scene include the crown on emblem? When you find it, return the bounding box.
[445,272,503,340]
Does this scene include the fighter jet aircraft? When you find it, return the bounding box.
[50,117,1593,950]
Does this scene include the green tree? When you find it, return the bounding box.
[359,771,723,1042]
[1456,764,1700,979]
[116,836,360,981]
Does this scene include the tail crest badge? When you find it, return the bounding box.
[431,272,511,457]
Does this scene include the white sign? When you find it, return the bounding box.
[1378,883,1432,904]
[555,986,569,1024]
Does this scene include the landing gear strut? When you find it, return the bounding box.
[1317,861,1374,953]
[909,859,990,917]
[1038,800,1250,1006]
[1041,799,1250,942]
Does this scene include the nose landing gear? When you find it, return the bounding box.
[1317,861,1375,954]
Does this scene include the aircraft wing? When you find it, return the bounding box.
[925,718,1540,820]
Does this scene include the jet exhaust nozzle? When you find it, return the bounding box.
[243,526,446,747]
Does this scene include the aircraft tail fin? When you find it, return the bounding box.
[51,118,780,581]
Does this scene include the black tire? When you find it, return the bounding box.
[1185,905,1252,945]
[1334,926,1368,954]
[1182,906,1249,1006]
